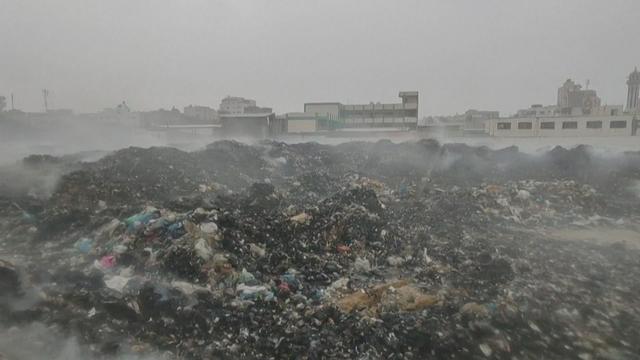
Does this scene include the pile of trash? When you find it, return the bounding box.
[1,140,640,359]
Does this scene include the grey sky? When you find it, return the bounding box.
[1,0,639,116]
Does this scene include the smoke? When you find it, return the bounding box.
[0,158,71,199]
[0,323,169,360]
[628,180,640,199]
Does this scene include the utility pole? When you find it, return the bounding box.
[11,93,14,110]
[42,89,49,112]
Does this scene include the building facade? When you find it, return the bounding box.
[219,96,257,115]
[627,67,640,113]
[303,91,419,129]
[557,79,601,115]
[219,112,285,138]
[277,112,318,133]
[184,105,218,123]
[488,115,636,137]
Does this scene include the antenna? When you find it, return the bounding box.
[10,93,14,110]
[585,79,590,90]
[42,89,49,112]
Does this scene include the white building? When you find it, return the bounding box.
[277,112,319,133]
[627,67,640,113]
[184,105,218,123]
[488,115,636,137]
[304,91,419,129]
[219,96,257,115]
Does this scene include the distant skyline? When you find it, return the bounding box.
[1,0,639,116]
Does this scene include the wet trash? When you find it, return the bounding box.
[193,238,212,260]
[74,237,93,253]
[237,284,274,301]
[99,255,116,269]
[353,257,371,273]
[0,259,20,296]
[104,275,131,293]
[2,140,640,358]
[335,280,438,314]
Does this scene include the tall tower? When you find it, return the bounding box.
[627,67,640,113]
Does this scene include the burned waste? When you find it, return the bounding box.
[1,140,640,359]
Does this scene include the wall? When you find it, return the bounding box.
[488,115,635,137]
[287,119,317,133]
[304,103,341,120]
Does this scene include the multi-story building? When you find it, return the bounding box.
[303,91,419,129]
[489,72,636,137]
[418,109,499,136]
[184,105,218,123]
[219,96,257,115]
[627,67,640,113]
[516,104,561,118]
[488,115,635,137]
[557,79,601,115]
[244,105,273,114]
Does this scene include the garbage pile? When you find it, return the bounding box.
[1,140,640,359]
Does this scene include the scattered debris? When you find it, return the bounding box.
[1,140,640,358]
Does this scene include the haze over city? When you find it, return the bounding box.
[2,0,639,115]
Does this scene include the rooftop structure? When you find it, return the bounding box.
[304,91,419,129]
[557,79,601,115]
[184,105,218,124]
[219,96,257,115]
[219,112,285,138]
[488,115,636,137]
[627,67,640,113]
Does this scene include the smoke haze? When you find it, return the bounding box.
[1,0,639,115]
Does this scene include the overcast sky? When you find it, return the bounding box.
[1,0,639,116]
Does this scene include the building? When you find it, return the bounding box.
[627,67,640,113]
[219,96,257,115]
[488,115,636,137]
[556,79,601,115]
[304,91,419,129]
[488,71,638,137]
[417,109,498,136]
[462,109,500,131]
[86,101,141,126]
[140,108,185,128]
[184,105,218,123]
[516,104,561,118]
[219,112,286,138]
[244,105,273,114]
[277,112,317,133]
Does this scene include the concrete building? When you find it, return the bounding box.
[140,108,185,128]
[219,96,257,115]
[277,112,318,133]
[304,91,419,129]
[417,109,498,136]
[488,115,636,137]
[244,105,273,114]
[219,112,286,138]
[489,72,636,138]
[627,67,640,113]
[557,79,601,115]
[184,105,218,123]
[516,104,561,118]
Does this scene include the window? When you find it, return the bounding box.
[586,121,602,129]
[497,122,511,130]
[518,122,532,129]
[540,121,555,129]
[562,121,578,129]
[610,120,627,129]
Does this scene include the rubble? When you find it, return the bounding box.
[1,140,640,359]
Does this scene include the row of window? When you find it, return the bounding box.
[497,120,627,130]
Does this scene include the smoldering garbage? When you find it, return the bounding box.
[1,140,640,359]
